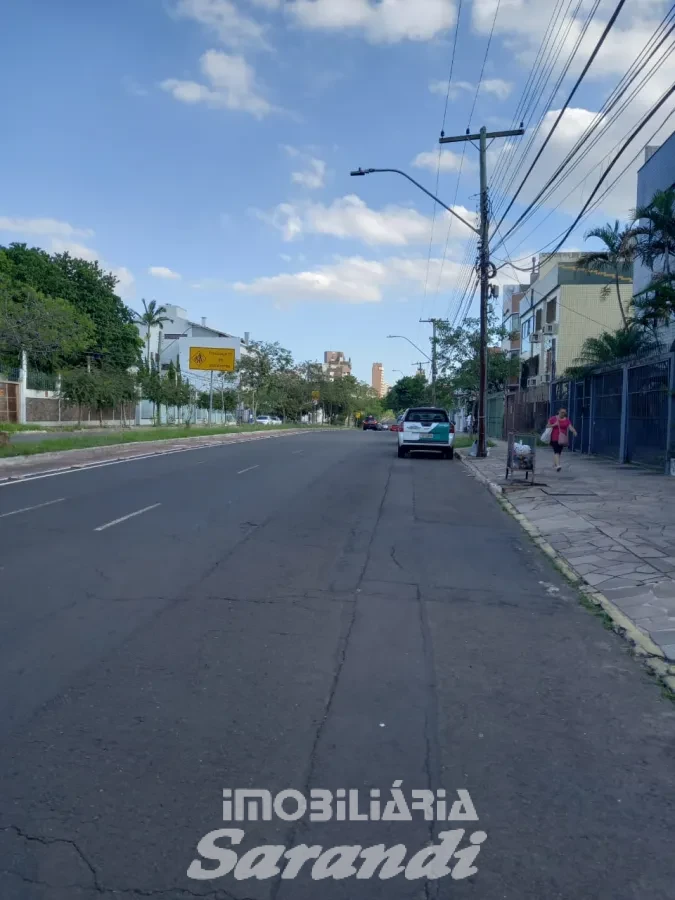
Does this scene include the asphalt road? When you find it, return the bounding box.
[0,430,673,899]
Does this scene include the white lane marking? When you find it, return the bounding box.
[237,465,260,475]
[94,503,161,532]
[292,450,304,454]
[0,430,320,488]
[0,497,65,520]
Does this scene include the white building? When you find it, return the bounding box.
[136,304,247,425]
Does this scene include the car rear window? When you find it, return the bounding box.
[405,409,449,424]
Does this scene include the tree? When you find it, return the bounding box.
[60,368,98,426]
[434,315,518,408]
[575,221,634,326]
[569,326,657,373]
[0,280,95,367]
[0,244,143,369]
[132,299,169,365]
[632,187,675,276]
[384,374,429,413]
[237,341,293,417]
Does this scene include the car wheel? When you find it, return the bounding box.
[445,447,454,460]
[397,446,405,458]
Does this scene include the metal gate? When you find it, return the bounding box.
[591,370,623,458]
[626,358,671,469]
[0,381,19,423]
[487,393,505,440]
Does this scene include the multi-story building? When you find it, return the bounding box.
[371,362,386,398]
[501,282,531,390]
[633,133,675,350]
[519,253,633,386]
[137,304,245,380]
[323,351,352,380]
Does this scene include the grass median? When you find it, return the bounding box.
[0,423,328,458]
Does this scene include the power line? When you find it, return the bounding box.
[493,0,629,234]
[493,8,675,246]
[467,0,502,130]
[421,0,464,321]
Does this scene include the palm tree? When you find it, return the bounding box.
[631,187,675,276]
[573,326,656,369]
[132,299,169,364]
[576,221,635,326]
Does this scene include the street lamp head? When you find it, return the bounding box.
[350,168,374,176]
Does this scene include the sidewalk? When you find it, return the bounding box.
[461,440,675,664]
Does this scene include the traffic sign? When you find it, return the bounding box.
[311,390,320,401]
[189,347,236,372]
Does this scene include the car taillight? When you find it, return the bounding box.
[450,423,455,433]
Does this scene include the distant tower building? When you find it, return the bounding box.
[323,351,352,380]
[371,362,386,398]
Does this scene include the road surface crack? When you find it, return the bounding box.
[2,824,102,891]
[390,545,404,570]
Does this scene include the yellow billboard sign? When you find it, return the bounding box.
[189,346,236,372]
[311,390,320,401]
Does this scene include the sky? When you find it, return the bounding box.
[1,0,674,384]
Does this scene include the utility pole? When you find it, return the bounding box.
[440,125,524,457]
[208,369,214,426]
[419,318,442,405]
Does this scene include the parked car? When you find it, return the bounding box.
[397,407,455,459]
[362,415,380,431]
[256,415,275,425]
[390,415,404,433]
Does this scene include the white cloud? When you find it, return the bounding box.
[161,50,273,118]
[233,253,468,304]
[429,77,512,100]
[110,267,136,300]
[288,0,457,43]
[291,157,326,189]
[255,194,477,245]
[0,216,93,239]
[49,239,99,261]
[412,148,474,173]
[149,266,182,280]
[174,0,269,48]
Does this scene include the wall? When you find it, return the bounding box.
[557,283,632,374]
[634,133,675,297]
[26,397,135,425]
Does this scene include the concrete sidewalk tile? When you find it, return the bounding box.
[562,554,605,565]
[574,563,604,575]
[597,563,646,577]
[649,559,675,574]
[649,630,675,650]
[583,573,614,586]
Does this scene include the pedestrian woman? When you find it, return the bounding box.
[547,407,576,472]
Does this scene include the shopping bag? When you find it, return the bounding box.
[540,426,552,443]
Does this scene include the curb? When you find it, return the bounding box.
[0,429,331,484]
[460,456,675,696]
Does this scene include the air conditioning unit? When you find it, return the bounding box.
[542,323,558,335]
[537,373,552,384]
[526,376,538,388]
[530,331,541,342]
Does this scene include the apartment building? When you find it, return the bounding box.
[519,253,633,386]
[633,133,675,350]
[323,351,352,380]
[371,362,386,398]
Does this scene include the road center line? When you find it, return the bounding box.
[237,465,260,475]
[94,503,161,532]
[0,497,65,519]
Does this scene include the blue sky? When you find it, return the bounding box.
[1,0,673,383]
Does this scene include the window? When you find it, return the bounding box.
[535,308,543,331]
[546,298,557,324]
[521,318,532,339]
[405,408,449,424]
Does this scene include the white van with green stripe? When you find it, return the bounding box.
[397,407,455,459]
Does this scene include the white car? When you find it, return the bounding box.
[256,416,275,425]
[397,407,455,459]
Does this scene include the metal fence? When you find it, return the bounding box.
[550,351,675,472]
[27,370,59,391]
[487,351,675,472]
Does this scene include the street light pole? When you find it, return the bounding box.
[419,318,441,406]
[439,125,524,457]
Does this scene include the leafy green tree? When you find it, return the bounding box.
[132,299,170,365]
[0,281,95,367]
[632,188,675,276]
[237,341,294,417]
[60,367,98,426]
[384,374,429,413]
[434,314,518,408]
[0,244,143,369]
[576,221,634,325]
